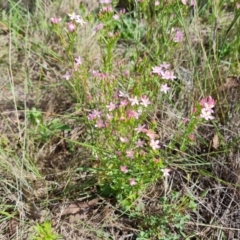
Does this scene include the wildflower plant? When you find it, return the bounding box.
[88,90,169,207]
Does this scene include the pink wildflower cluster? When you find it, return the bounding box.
[199,96,215,121]
[152,63,176,80]
[66,12,86,32]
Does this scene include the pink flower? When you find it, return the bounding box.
[155,1,160,6]
[160,84,171,93]
[161,70,176,80]
[173,30,184,42]
[183,118,189,124]
[152,66,164,76]
[120,137,129,143]
[101,6,113,12]
[119,91,128,98]
[181,0,188,4]
[50,17,62,24]
[106,102,116,111]
[95,118,105,128]
[67,22,76,32]
[120,99,128,107]
[181,0,196,6]
[113,14,119,20]
[161,168,171,177]
[126,150,134,159]
[126,110,140,119]
[129,96,139,106]
[144,129,158,139]
[237,3,240,9]
[129,178,137,186]
[68,12,79,21]
[189,134,195,141]
[160,63,171,69]
[135,139,144,148]
[200,108,215,121]
[134,124,146,133]
[190,0,196,6]
[88,110,101,120]
[100,0,112,3]
[62,71,72,80]
[106,113,113,120]
[150,139,160,150]
[75,56,82,66]
[94,23,104,32]
[200,96,215,110]
[140,95,151,107]
[120,166,128,173]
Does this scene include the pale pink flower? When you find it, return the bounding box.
[67,22,76,32]
[135,139,144,148]
[75,56,82,66]
[152,64,171,77]
[120,137,129,143]
[200,96,215,110]
[101,6,113,12]
[160,63,171,69]
[92,70,99,77]
[100,0,112,3]
[134,124,146,133]
[237,3,240,9]
[126,110,140,119]
[200,108,215,121]
[106,102,116,111]
[129,178,137,186]
[120,166,128,173]
[106,113,113,120]
[50,17,62,24]
[123,70,130,76]
[183,118,189,124]
[189,134,195,141]
[160,84,171,93]
[94,23,104,32]
[95,118,105,128]
[120,99,128,107]
[129,96,139,106]
[113,14,119,20]
[68,12,79,21]
[150,139,161,150]
[152,66,164,76]
[155,1,160,6]
[119,91,128,98]
[190,0,196,6]
[161,70,176,80]
[75,17,86,26]
[144,129,158,139]
[161,168,171,177]
[88,110,101,120]
[126,150,134,159]
[140,95,151,107]
[181,0,188,5]
[62,71,72,80]
[173,30,184,42]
